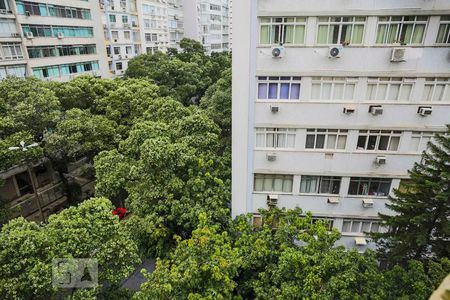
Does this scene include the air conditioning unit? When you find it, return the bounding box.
[328,44,343,58]
[354,237,367,246]
[57,32,64,39]
[270,104,279,113]
[26,31,34,39]
[11,33,21,38]
[417,106,432,116]
[25,11,31,16]
[375,155,386,165]
[362,198,374,208]
[343,105,356,114]
[327,197,340,204]
[266,194,278,207]
[271,46,285,58]
[369,105,383,116]
[266,153,277,162]
[174,15,179,20]
[391,47,406,62]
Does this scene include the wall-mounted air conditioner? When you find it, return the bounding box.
[369,105,383,116]
[375,156,386,165]
[271,46,285,58]
[57,32,64,39]
[26,31,34,39]
[391,47,406,62]
[362,198,374,208]
[270,104,279,113]
[328,44,343,58]
[355,237,367,246]
[327,197,340,204]
[417,106,432,116]
[266,153,277,162]
[343,105,356,114]
[25,11,31,16]
[267,194,278,207]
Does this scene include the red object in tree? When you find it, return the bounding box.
[112,207,126,220]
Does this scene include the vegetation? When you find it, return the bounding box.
[0,39,448,299]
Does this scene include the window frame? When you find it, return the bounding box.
[375,15,428,45]
[257,76,301,100]
[366,77,415,101]
[422,77,450,101]
[348,177,392,197]
[435,16,450,44]
[341,218,381,235]
[253,174,294,193]
[316,16,366,45]
[299,175,341,195]
[356,130,402,152]
[311,76,358,100]
[305,129,348,150]
[259,17,307,45]
[255,127,296,149]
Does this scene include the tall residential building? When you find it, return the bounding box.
[232,0,450,250]
[0,0,109,81]
[183,0,230,53]
[101,0,141,76]
[137,0,184,55]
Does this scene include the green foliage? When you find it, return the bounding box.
[372,126,450,266]
[44,108,120,162]
[0,198,140,299]
[134,213,240,300]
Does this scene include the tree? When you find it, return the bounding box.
[0,197,140,299]
[134,213,240,300]
[372,127,450,266]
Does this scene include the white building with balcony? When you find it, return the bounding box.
[232,0,450,250]
[0,0,110,81]
[183,0,229,53]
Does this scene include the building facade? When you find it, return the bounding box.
[183,0,229,54]
[0,0,109,81]
[232,0,450,250]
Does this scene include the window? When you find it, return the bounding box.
[210,4,220,11]
[316,16,365,45]
[0,20,18,37]
[409,131,434,152]
[348,177,392,196]
[145,33,158,42]
[146,46,158,54]
[422,78,450,101]
[15,171,34,196]
[257,76,301,100]
[255,128,296,149]
[300,176,341,194]
[436,16,450,44]
[124,31,131,39]
[113,47,120,55]
[122,15,128,24]
[342,219,381,234]
[32,61,98,79]
[116,62,123,70]
[259,17,306,45]
[109,14,116,23]
[15,2,91,19]
[305,129,348,150]
[1,43,23,60]
[366,77,414,101]
[22,25,93,38]
[125,46,132,54]
[0,65,26,79]
[111,31,119,40]
[311,77,357,100]
[28,44,96,58]
[376,16,428,45]
[356,130,401,151]
[254,174,293,193]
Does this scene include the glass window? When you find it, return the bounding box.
[436,16,450,44]
[260,17,306,45]
[254,174,293,193]
[342,219,382,233]
[255,128,296,149]
[316,16,366,45]
[366,77,415,101]
[348,177,392,196]
[409,131,434,152]
[305,129,347,150]
[300,176,341,194]
[376,16,428,45]
[257,76,301,100]
[356,130,401,151]
[422,78,450,101]
[311,77,357,100]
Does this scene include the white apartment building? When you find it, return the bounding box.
[101,0,141,76]
[0,0,109,81]
[137,0,184,55]
[232,0,450,250]
[183,0,229,53]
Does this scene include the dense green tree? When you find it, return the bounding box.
[372,127,450,266]
[0,197,140,299]
[134,213,240,300]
